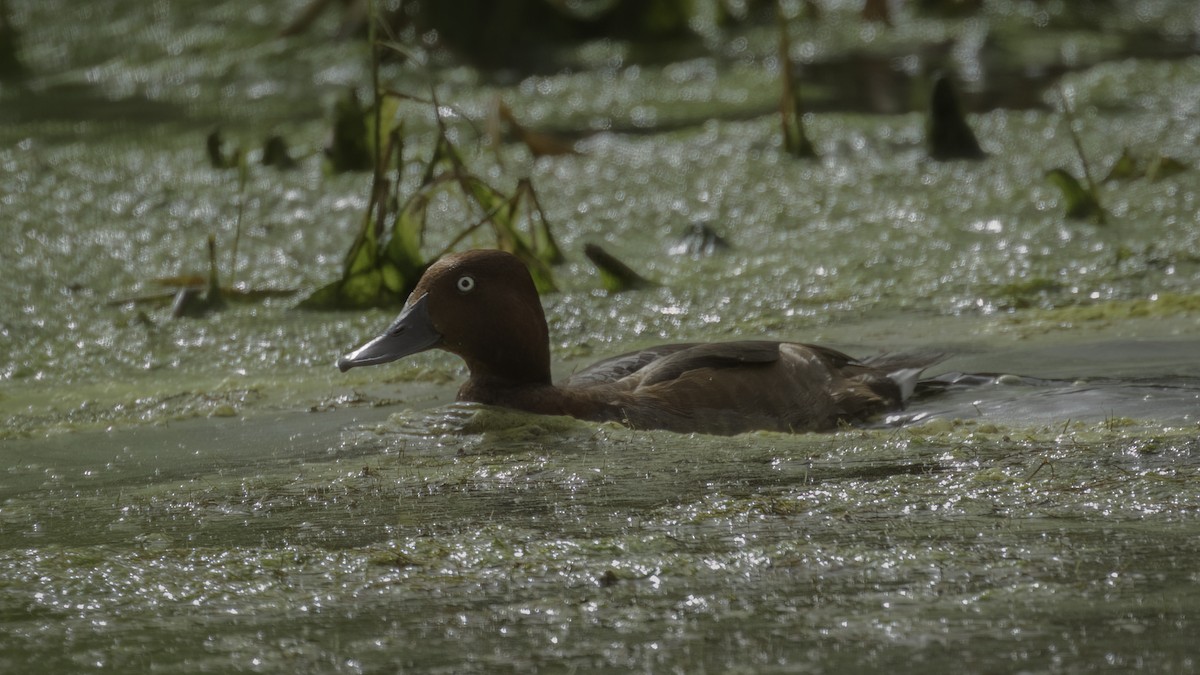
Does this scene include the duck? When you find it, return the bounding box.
[337,249,944,435]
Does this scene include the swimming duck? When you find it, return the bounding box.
[338,249,943,435]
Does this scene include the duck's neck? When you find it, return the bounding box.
[459,339,552,388]
[457,373,623,422]
[457,375,563,412]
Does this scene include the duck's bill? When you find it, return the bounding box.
[337,294,441,372]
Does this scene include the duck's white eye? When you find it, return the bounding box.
[456,275,476,293]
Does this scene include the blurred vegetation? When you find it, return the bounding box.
[131,0,1180,317]
[276,0,1192,312]
[0,0,27,81]
[298,94,565,309]
[1045,168,1104,224]
[1104,148,1188,183]
[389,0,707,71]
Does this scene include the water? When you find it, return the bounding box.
[2,1,1200,672]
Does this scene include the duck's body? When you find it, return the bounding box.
[491,341,932,435]
[338,250,942,435]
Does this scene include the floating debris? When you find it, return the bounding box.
[205,129,244,170]
[172,235,226,319]
[261,135,296,169]
[491,98,579,157]
[112,236,298,311]
[324,88,373,174]
[669,222,731,256]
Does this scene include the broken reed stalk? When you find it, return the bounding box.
[584,243,657,292]
[776,1,815,158]
[206,234,225,309]
[228,160,248,290]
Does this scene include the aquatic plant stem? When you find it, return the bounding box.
[228,159,248,290]
[776,0,815,158]
[369,0,386,238]
[1057,84,1106,225]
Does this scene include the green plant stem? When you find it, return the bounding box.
[1058,85,1106,225]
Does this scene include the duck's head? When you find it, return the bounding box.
[337,249,552,386]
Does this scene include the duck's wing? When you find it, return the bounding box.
[566,340,800,389]
[562,343,701,387]
[561,341,787,384]
[637,341,782,386]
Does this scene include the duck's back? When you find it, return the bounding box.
[562,341,935,435]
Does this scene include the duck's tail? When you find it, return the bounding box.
[863,351,948,402]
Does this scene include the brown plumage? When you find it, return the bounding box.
[338,249,943,435]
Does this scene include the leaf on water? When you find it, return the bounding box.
[299,268,400,311]
[927,74,985,161]
[342,268,386,306]
[295,281,341,311]
[261,135,296,170]
[584,244,657,293]
[297,204,415,310]
[1045,167,1104,224]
